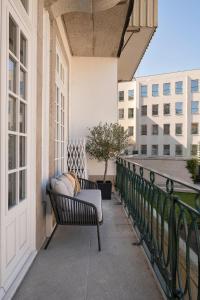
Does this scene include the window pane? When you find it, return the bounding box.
[152,104,158,116]
[128,126,134,136]
[9,57,16,93]
[191,101,199,114]
[164,103,170,115]
[8,173,17,209]
[19,170,26,201]
[141,145,147,155]
[19,136,26,167]
[152,145,158,155]
[163,83,171,95]
[8,96,17,131]
[9,134,17,170]
[191,123,198,134]
[176,124,182,135]
[176,145,183,156]
[20,102,26,133]
[20,68,26,99]
[164,124,170,135]
[118,109,124,119]
[163,145,170,155]
[9,17,17,55]
[191,79,199,92]
[175,81,183,94]
[118,91,124,101]
[175,102,183,114]
[152,125,158,135]
[141,105,147,116]
[152,84,159,97]
[128,90,134,100]
[128,108,134,118]
[20,33,27,66]
[141,85,147,97]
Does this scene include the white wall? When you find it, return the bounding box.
[70,57,118,176]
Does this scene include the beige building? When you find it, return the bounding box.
[0,0,158,298]
[118,69,200,157]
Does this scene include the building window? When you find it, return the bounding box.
[175,81,183,94]
[118,91,124,101]
[8,15,28,209]
[141,105,147,116]
[141,145,147,155]
[191,123,199,134]
[141,125,147,135]
[128,126,134,136]
[152,84,159,97]
[152,104,158,116]
[163,83,171,95]
[163,144,170,156]
[163,124,170,135]
[118,108,124,119]
[191,101,199,114]
[141,85,147,97]
[175,123,183,135]
[152,124,158,135]
[175,102,183,115]
[163,103,170,115]
[175,145,183,156]
[128,89,134,100]
[191,144,198,156]
[128,108,134,118]
[151,145,158,156]
[191,79,199,93]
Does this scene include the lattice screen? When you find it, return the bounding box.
[66,138,88,179]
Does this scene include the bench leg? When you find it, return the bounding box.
[97,223,101,251]
[44,224,58,249]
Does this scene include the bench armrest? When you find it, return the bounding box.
[78,178,98,190]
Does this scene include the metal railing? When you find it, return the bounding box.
[116,157,200,300]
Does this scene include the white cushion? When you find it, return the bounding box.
[59,175,74,197]
[76,190,102,222]
[51,178,70,196]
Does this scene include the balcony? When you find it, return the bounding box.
[14,193,162,300]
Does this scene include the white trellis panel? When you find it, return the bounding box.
[66,138,88,179]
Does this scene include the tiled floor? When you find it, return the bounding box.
[14,194,162,300]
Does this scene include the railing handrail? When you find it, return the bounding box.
[122,157,200,193]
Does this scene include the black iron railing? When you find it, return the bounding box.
[116,157,200,300]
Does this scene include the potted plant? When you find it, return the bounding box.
[86,122,128,199]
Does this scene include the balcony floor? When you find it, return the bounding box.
[14,194,162,300]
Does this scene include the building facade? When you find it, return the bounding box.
[118,69,200,157]
[0,0,157,298]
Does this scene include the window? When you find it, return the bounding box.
[163,145,170,156]
[175,81,183,94]
[175,145,183,156]
[163,103,170,115]
[191,79,199,93]
[141,125,147,135]
[175,102,183,115]
[152,84,159,97]
[141,85,147,97]
[151,145,158,156]
[141,145,147,155]
[163,83,171,95]
[175,123,183,135]
[128,126,134,136]
[141,105,147,116]
[128,89,134,100]
[191,123,198,134]
[118,91,124,101]
[128,108,134,118]
[152,124,158,135]
[118,108,124,119]
[191,101,199,114]
[152,104,158,116]
[164,124,170,135]
[8,15,28,209]
[191,144,198,156]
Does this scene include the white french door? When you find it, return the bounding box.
[0,0,36,294]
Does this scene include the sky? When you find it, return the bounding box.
[135,0,200,77]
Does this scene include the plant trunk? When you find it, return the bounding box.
[103,160,108,183]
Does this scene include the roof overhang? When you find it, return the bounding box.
[118,0,158,81]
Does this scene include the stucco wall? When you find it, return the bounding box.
[70,57,118,176]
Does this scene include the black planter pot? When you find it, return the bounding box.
[97,181,112,200]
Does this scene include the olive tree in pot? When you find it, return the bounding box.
[86,122,128,199]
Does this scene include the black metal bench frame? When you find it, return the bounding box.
[45,178,103,251]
